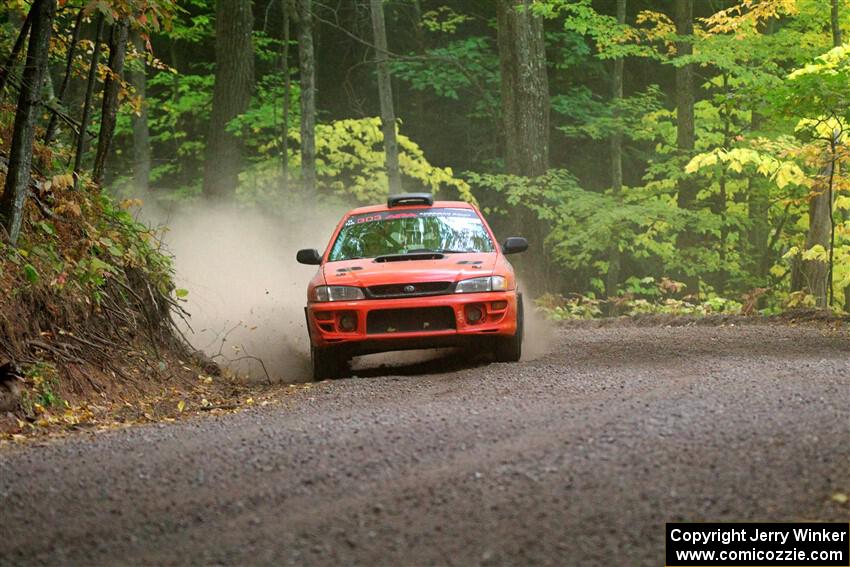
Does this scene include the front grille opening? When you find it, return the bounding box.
[367,307,456,334]
[367,281,452,298]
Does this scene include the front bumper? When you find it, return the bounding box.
[306,291,518,355]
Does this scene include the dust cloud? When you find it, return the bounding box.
[149,203,342,383]
[520,284,555,360]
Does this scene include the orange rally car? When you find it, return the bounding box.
[296,193,528,380]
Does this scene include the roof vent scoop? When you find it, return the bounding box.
[387,193,434,208]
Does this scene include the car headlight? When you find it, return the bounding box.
[455,276,507,293]
[312,285,365,302]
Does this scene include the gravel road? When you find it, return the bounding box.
[2,323,850,566]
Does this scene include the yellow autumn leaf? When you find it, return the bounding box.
[685,153,716,174]
[774,163,805,189]
[802,244,828,262]
[835,196,850,210]
[832,492,848,504]
[177,400,185,412]
[782,246,800,260]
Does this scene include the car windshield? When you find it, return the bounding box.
[328,208,495,262]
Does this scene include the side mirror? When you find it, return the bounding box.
[502,237,528,255]
[296,248,322,265]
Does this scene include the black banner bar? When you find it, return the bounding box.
[666,523,850,566]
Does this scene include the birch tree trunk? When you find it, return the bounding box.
[129,32,151,192]
[370,0,402,194]
[606,0,626,310]
[410,0,427,143]
[296,0,317,202]
[280,0,291,192]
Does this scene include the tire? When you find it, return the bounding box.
[494,293,523,362]
[311,345,346,381]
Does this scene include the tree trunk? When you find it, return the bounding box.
[747,111,770,282]
[0,0,56,245]
[606,0,626,312]
[369,0,402,194]
[496,0,550,294]
[93,19,129,186]
[44,8,83,144]
[798,0,841,307]
[73,13,104,187]
[410,0,427,144]
[748,177,771,278]
[832,0,842,46]
[0,7,33,98]
[202,0,255,200]
[280,0,291,192]
[801,164,833,307]
[749,19,775,288]
[496,0,549,177]
[296,0,317,202]
[129,31,151,192]
[673,0,699,297]
[713,72,732,292]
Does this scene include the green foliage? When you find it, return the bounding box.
[238,117,474,207]
[228,73,301,155]
[536,277,744,321]
[531,0,658,59]
[535,293,602,320]
[772,43,850,136]
[22,264,39,284]
[4,184,176,309]
[144,72,214,190]
[420,6,472,34]
[20,362,62,415]
[467,169,685,275]
[389,36,499,116]
[552,85,663,140]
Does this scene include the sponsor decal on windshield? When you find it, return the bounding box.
[344,208,478,226]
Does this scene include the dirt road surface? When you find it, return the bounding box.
[2,323,850,566]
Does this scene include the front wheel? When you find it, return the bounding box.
[311,346,347,381]
[494,294,523,362]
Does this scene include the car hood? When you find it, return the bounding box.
[322,253,498,288]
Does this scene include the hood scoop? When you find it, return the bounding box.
[374,252,444,263]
